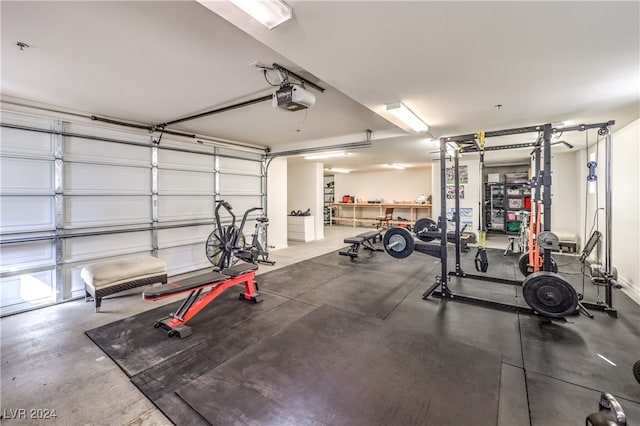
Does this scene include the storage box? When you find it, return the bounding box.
[487,173,500,183]
[508,198,523,208]
[507,221,521,232]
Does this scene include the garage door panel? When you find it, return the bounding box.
[157,224,213,249]
[158,148,214,172]
[0,158,54,195]
[0,196,54,233]
[1,111,55,129]
[0,241,55,273]
[218,147,263,162]
[64,137,150,167]
[158,196,213,222]
[64,162,150,195]
[63,231,152,262]
[63,122,151,145]
[0,269,56,313]
[219,174,261,195]
[217,196,262,215]
[219,157,261,175]
[64,264,94,297]
[157,169,214,195]
[64,196,151,228]
[159,138,215,156]
[0,127,54,159]
[158,244,211,276]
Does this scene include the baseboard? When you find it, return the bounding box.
[618,275,640,305]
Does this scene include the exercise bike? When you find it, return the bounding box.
[236,211,275,266]
[205,201,275,270]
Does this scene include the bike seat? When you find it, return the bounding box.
[256,217,269,223]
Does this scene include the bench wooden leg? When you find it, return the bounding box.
[95,297,102,313]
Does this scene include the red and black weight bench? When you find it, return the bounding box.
[143,262,261,338]
[339,230,383,260]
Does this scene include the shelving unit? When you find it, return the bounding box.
[485,183,505,232]
[504,172,531,234]
[329,202,432,228]
[484,173,530,234]
[323,180,335,225]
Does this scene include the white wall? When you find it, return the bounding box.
[266,157,288,250]
[610,120,639,290]
[334,167,432,204]
[431,158,481,237]
[287,160,324,240]
[550,151,580,237]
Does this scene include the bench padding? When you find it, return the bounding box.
[81,256,167,312]
[356,231,381,239]
[344,237,365,244]
[81,256,167,289]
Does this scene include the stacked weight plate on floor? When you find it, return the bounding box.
[522,271,579,318]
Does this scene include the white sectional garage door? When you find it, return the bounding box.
[0,110,265,315]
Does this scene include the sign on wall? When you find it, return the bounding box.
[446,165,468,184]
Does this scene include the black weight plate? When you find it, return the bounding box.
[522,271,578,318]
[383,227,415,259]
[518,252,558,276]
[414,218,437,242]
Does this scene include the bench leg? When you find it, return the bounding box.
[95,297,102,313]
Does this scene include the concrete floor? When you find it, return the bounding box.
[0,225,368,425]
[1,225,637,425]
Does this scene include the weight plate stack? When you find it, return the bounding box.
[522,271,578,318]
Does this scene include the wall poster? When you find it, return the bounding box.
[446,185,465,199]
[445,165,468,184]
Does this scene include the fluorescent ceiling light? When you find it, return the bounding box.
[386,163,406,170]
[326,168,351,174]
[304,152,349,160]
[386,102,429,133]
[229,0,292,30]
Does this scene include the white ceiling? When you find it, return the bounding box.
[2,1,638,171]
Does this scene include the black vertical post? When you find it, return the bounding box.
[534,143,541,203]
[454,149,461,272]
[542,124,552,270]
[604,128,614,307]
[440,138,448,292]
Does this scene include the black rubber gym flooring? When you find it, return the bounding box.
[86,246,640,425]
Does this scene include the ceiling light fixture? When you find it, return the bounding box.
[326,168,351,174]
[386,163,406,170]
[304,152,349,160]
[386,102,429,133]
[228,0,292,30]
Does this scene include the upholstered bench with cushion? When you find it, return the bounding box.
[81,256,167,312]
[554,231,579,253]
